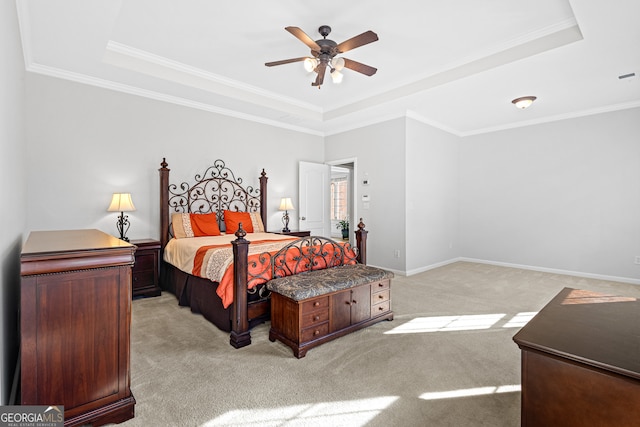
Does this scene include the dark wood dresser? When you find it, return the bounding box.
[20,229,136,426]
[513,287,640,426]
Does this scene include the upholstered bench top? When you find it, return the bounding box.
[266,264,394,301]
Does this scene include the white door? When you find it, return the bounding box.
[299,161,330,236]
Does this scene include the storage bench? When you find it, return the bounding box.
[267,263,394,358]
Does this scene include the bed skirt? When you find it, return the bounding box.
[160,261,233,332]
[160,261,270,333]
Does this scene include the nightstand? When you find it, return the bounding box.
[131,239,161,298]
[270,230,311,237]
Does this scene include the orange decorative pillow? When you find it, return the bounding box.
[224,210,253,234]
[172,213,221,238]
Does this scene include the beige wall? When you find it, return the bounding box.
[1,0,26,405]
[25,74,324,240]
[325,118,406,270]
[459,108,640,280]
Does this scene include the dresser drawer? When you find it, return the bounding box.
[301,309,329,328]
[301,296,329,312]
[372,289,390,304]
[370,279,390,293]
[301,322,329,343]
[372,300,391,315]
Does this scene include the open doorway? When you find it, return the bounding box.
[329,159,356,242]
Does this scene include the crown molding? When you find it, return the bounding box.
[25,61,640,140]
[405,111,463,136]
[15,0,33,70]
[323,111,407,137]
[26,63,324,136]
[460,99,640,137]
[103,41,323,121]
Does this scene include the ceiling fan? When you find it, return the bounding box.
[265,25,378,89]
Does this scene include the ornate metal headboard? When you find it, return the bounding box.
[159,158,268,248]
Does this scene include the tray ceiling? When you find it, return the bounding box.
[17,0,640,136]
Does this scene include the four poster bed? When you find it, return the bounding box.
[158,158,370,348]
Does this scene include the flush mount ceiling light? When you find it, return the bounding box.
[265,25,378,89]
[511,96,537,109]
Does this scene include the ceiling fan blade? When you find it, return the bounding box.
[312,62,327,87]
[336,30,378,53]
[285,26,321,52]
[265,57,308,67]
[342,58,377,76]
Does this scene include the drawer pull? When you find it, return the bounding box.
[378,283,384,287]
[314,330,320,336]
[314,315,320,321]
[314,301,320,307]
[352,300,357,304]
[345,301,351,306]
[378,294,384,299]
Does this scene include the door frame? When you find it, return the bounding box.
[327,157,358,243]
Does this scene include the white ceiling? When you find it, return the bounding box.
[17,0,640,137]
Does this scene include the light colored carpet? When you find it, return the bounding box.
[117,261,640,427]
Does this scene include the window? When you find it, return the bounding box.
[331,176,348,221]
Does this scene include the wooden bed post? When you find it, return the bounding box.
[230,223,251,348]
[355,218,368,265]
[159,158,170,249]
[259,169,268,231]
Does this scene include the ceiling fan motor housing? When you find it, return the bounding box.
[318,25,332,38]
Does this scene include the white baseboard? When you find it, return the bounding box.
[404,258,463,277]
[374,258,640,286]
[459,257,640,286]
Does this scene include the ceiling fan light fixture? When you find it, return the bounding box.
[331,57,345,71]
[512,96,537,109]
[303,58,318,72]
[331,69,343,84]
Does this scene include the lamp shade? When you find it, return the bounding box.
[279,197,295,211]
[107,193,136,212]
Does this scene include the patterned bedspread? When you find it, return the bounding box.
[164,233,296,308]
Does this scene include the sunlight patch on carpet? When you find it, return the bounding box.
[385,314,506,334]
[201,396,399,427]
[419,385,521,400]
[502,312,537,328]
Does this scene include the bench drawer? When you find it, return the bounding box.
[372,289,390,304]
[372,300,391,315]
[301,309,329,328]
[301,296,329,312]
[370,279,390,293]
[301,322,329,342]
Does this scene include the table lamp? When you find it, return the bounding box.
[107,193,136,241]
[279,197,295,233]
